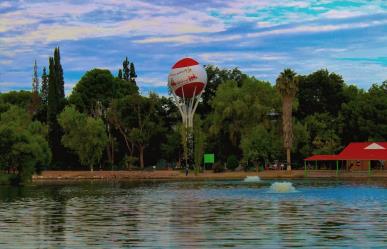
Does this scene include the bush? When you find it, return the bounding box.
[213,161,225,173]
[226,155,239,171]
[0,173,12,185]
[0,173,20,186]
[156,159,167,169]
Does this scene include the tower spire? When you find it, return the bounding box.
[32,60,39,93]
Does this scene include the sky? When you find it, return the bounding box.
[0,0,386,95]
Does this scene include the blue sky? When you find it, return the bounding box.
[0,0,386,95]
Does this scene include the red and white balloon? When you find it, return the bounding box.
[168,57,207,98]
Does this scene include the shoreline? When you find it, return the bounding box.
[32,170,387,181]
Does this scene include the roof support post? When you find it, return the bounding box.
[368,160,371,176]
[336,160,339,177]
[304,160,307,177]
[315,160,317,170]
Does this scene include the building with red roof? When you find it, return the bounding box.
[304,142,386,174]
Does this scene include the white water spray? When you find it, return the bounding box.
[243,176,261,182]
[269,182,296,193]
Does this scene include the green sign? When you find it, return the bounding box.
[204,154,215,164]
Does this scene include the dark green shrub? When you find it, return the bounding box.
[226,155,239,171]
[213,161,225,173]
[0,173,12,185]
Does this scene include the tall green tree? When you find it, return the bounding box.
[193,116,206,174]
[276,68,298,170]
[130,62,137,85]
[41,67,48,105]
[47,47,66,167]
[58,106,108,171]
[123,57,130,81]
[118,69,123,79]
[54,47,65,98]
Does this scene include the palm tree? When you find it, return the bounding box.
[275,69,299,170]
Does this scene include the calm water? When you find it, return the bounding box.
[0,179,386,248]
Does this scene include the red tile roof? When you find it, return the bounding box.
[305,142,387,161]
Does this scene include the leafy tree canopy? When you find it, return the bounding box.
[297,69,346,119]
[69,69,138,114]
[0,105,51,184]
[58,106,108,171]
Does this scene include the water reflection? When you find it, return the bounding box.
[0,180,386,248]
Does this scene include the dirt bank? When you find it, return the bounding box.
[32,170,387,181]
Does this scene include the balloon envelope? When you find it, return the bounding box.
[168,58,207,98]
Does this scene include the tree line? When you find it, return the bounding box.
[0,47,386,184]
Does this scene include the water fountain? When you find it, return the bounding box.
[243,176,261,182]
[269,181,296,193]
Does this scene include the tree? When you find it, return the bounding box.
[54,47,65,98]
[69,69,138,166]
[47,47,66,167]
[161,128,182,167]
[58,106,108,171]
[305,113,341,154]
[41,67,48,105]
[193,116,206,174]
[292,121,311,164]
[123,57,130,81]
[0,90,32,109]
[69,69,138,114]
[0,106,51,184]
[130,62,137,85]
[297,69,345,119]
[129,94,162,169]
[197,65,248,115]
[339,82,387,143]
[118,69,123,79]
[109,94,162,169]
[240,125,281,171]
[276,68,298,170]
[210,77,279,161]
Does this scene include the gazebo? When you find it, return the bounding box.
[304,142,387,176]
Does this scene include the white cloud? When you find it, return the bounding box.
[322,10,364,19]
[134,34,240,44]
[138,76,165,87]
[0,60,12,65]
[247,19,387,37]
[197,52,288,64]
[0,82,21,87]
[0,1,225,46]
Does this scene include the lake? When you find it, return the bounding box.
[0,179,386,248]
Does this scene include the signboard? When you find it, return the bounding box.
[204,154,215,164]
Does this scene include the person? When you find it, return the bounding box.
[185,166,189,176]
